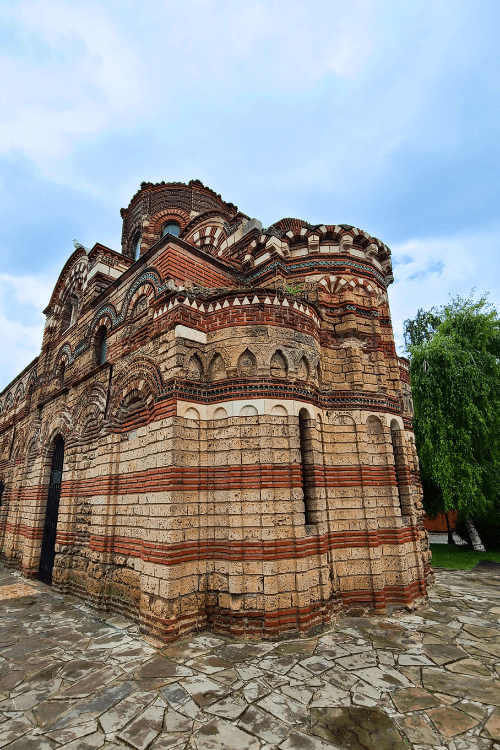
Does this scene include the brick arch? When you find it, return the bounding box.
[149,208,191,240]
[25,431,41,466]
[109,357,163,428]
[52,343,73,377]
[13,383,25,407]
[125,219,144,259]
[88,305,118,338]
[46,250,88,316]
[120,269,162,321]
[124,282,156,320]
[10,426,26,463]
[41,411,73,457]
[26,370,38,398]
[74,383,107,437]
[317,275,376,297]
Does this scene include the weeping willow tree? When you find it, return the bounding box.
[404,294,500,551]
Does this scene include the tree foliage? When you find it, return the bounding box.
[404,294,500,528]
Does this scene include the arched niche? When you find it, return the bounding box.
[213,407,228,420]
[237,349,257,377]
[209,354,226,381]
[271,404,288,416]
[239,404,258,416]
[270,350,288,378]
[186,354,203,381]
[297,356,309,381]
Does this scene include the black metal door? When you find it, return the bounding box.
[38,436,64,584]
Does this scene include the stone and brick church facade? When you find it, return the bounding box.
[0,180,432,640]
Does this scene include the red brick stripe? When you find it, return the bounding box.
[87,526,419,564]
[47,463,400,497]
[0,519,420,560]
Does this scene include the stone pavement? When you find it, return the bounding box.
[1,564,500,750]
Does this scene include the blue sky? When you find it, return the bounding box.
[1,0,499,389]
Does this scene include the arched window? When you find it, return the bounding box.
[60,294,78,334]
[161,221,181,238]
[134,235,141,261]
[298,408,314,525]
[96,327,107,366]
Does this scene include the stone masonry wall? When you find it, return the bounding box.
[0,181,432,641]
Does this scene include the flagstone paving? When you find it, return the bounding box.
[1,564,500,749]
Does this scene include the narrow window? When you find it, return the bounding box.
[0,479,5,507]
[134,235,141,261]
[299,408,314,525]
[96,327,107,365]
[69,297,79,326]
[59,362,66,387]
[390,420,405,514]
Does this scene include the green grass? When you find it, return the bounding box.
[430,543,500,570]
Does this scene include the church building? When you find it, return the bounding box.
[0,180,432,640]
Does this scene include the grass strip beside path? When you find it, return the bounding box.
[430,543,500,570]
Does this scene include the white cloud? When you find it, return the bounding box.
[389,228,500,352]
[0,0,146,172]
[0,273,51,391]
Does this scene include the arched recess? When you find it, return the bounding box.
[186,354,204,381]
[297,356,310,381]
[271,404,288,416]
[270,350,288,378]
[298,408,315,526]
[110,358,162,431]
[25,435,39,469]
[209,353,226,380]
[88,306,117,339]
[53,346,71,386]
[74,383,107,441]
[25,370,38,409]
[240,404,258,416]
[124,278,158,321]
[4,393,13,413]
[132,294,149,318]
[213,407,228,420]
[237,349,257,377]
[45,251,88,337]
[366,415,386,465]
[390,419,411,515]
[38,434,65,585]
[60,292,80,334]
